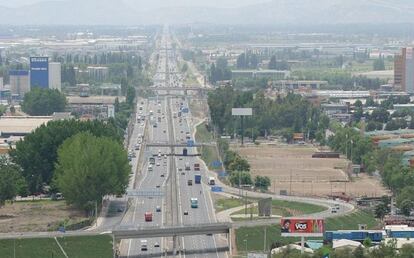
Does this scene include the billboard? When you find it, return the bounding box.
[232,108,252,116]
[30,57,49,88]
[281,218,325,237]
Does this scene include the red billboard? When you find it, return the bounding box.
[280,218,325,237]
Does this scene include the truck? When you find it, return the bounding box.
[208,177,215,185]
[149,157,155,165]
[190,198,198,208]
[144,212,153,222]
[195,174,201,184]
[194,163,200,171]
[185,162,191,171]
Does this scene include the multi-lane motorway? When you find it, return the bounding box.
[118,27,228,257]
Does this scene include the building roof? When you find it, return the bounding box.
[67,96,125,105]
[271,244,314,254]
[332,239,362,249]
[0,116,51,135]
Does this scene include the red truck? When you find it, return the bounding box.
[144,212,153,222]
[194,163,200,171]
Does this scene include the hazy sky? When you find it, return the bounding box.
[0,0,271,8]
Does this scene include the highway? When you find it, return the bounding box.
[117,26,228,257]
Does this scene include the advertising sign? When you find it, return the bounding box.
[30,57,49,88]
[280,218,325,237]
[232,108,252,116]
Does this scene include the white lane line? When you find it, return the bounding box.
[54,237,69,258]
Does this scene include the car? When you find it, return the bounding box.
[163,130,166,133]
[156,206,161,212]
[181,172,185,175]
[154,242,160,248]
[156,163,160,166]
[156,185,160,188]
[178,168,182,171]
[134,144,140,150]
[184,211,188,215]
[160,174,165,177]
[179,157,183,161]
[164,154,167,159]
[117,207,124,212]
[331,209,337,213]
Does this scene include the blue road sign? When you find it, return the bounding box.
[211,186,223,192]
[211,160,222,167]
[187,140,194,147]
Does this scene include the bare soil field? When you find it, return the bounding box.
[0,200,87,233]
[233,143,389,197]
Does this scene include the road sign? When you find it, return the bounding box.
[211,186,223,192]
[187,140,194,147]
[211,160,222,167]
[232,108,252,116]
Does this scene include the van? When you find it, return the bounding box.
[141,240,148,251]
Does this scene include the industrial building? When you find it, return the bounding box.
[30,56,49,89]
[9,70,30,97]
[231,70,289,80]
[394,47,414,93]
[48,62,61,91]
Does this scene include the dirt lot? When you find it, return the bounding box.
[0,200,87,233]
[234,143,389,198]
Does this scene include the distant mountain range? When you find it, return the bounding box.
[0,0,414,25]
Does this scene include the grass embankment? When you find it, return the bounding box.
[214,197,250,212]
[236,209,380,253]
[195,122,221,171]
[0,235,112,258]
[232,199,327,218]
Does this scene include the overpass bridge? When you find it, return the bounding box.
[150,86,214,96]
[145,142,216,148]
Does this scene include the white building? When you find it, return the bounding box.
[9,70,30,97]
[48,62,61,91]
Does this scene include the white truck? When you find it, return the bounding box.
[208,177,215,185]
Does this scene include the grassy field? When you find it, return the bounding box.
[235,209,380,253]
[195,122,221,170]
[0,235,112,258]
[232,199,327,217]
[214,196,250,212]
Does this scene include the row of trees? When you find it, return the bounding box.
[328,126,414,215]
[208,86,329,142]
[9,119,123,193]
[208,57,231,84]
[268,55,289,70]
[218,138,271,191]
[236,52,259,69]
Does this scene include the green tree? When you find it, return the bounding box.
[397,186,414,216]
[254,176,271,191]
[373,58,386,71]
[21,88,67,116]
[268,55,277,70]
[0,105,6,116]
[126,86,136,107]
[10,119,122,193]
[228,156,250,172]
[229,171,252,187]
[0,156,27,206]
[54,132,130,211]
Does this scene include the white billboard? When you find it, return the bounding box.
[232,108,252,116]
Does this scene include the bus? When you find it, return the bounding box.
[190,198,198,208]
